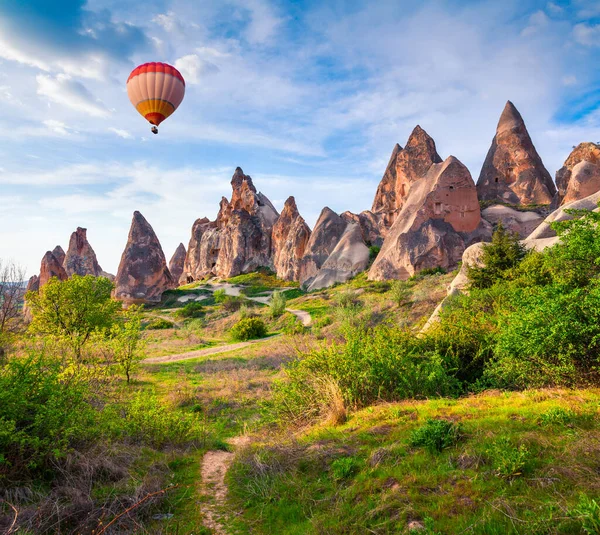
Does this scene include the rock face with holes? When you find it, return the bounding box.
[371,127,443,230]
[39,250,68,287]
[476,101,556,206]
[298,207,348,287]
[553,142,600,207]
[369,155,488,280]
[272,196,311,281]
[63,227,103,277]
[113,211,175,304]
[180,168,280,281]
[168,243,186,284]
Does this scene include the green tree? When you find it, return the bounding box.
[467,223,526,289]
[390,280,411,306]
[26,275,121,359]
[111,304,145,383]
[269,290,286,318]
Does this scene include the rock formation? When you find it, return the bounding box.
[39,250,68,287]
[113,211,175,304]
[341,210,383,247]
[63,227,103,277]
[181,168,279,282]
[553,142,600,207]
[52,245,66,268]
[272,196,311,281]
[369,156,488,280]
[371,127,443,229]
[168,243,186,284]
[476,101,556,205]
[306,223,370,291]
[481,205,543,238]
[26,275,39,292]
[298,207,348,287]
[422,189,600,332]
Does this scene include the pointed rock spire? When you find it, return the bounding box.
[39,250,68,287]
[371,126,443,229]
[298,207,348,287]
[272,196,312,281]
[52,245,66,267]
[168,243,187,284]
[63,227,103,277]
[113,211,175,304]
[476,101,556,205]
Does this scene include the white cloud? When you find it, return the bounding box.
[36,74,110,118]
[109,127,133,139]
[573,23,600,47]
[522,10,549,36]
[234,0,284,44]
[43,119,71,135]
[174,53,219,84]
[153,11,180,32]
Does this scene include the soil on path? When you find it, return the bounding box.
[200,436,249,534]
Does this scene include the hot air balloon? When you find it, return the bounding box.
[126,62,185,134]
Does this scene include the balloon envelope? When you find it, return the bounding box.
[127,62,185,128]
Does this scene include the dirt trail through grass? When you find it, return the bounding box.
[200,436,249,534]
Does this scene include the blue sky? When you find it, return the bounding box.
[0,0,599,277]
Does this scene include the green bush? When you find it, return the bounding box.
[270,291,287,318]
[368,245,381,261]
[330,457,360,480]
[539,407,576,427]
[213,289,227,303]
[390,280,411,306]
[409,419,461,453]
[467,223,526,289]
[0,352,96,476]
[230,318,268,341]
[271,325,460,424]
[282,315,307,336]
[487,437,530,479]
[174,301,205,318]
[115,392,202,448]
[484,283,600,388]
[146,318,174,330]
[333,289,361,309]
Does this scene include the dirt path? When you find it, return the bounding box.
[143,336,278,363]
[286,308,312,326]
[200,436,249,534]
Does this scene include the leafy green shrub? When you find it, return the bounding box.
[333,289,361,309]
[213,289,227,303]
[221,295,246,312]
[230,318,268,341]
[485,283,600,388]
[330,457,360,480]
[116,392,202,447]
[282,315,307,336]
[409,419,461,453]
[487,437,530,478]
[313,316,332,329]
[390,280,411,306]
[573,494,600,535]
[270,291,287,318]
[539,407,576,426]
[174,301,204,319]
[146,318,174,330]
[271,325,460,424]
[239,304,257,319]
[368,245,381,261]
[0,352,96,476]
[409,266,446,281]
[467,223,526,289]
